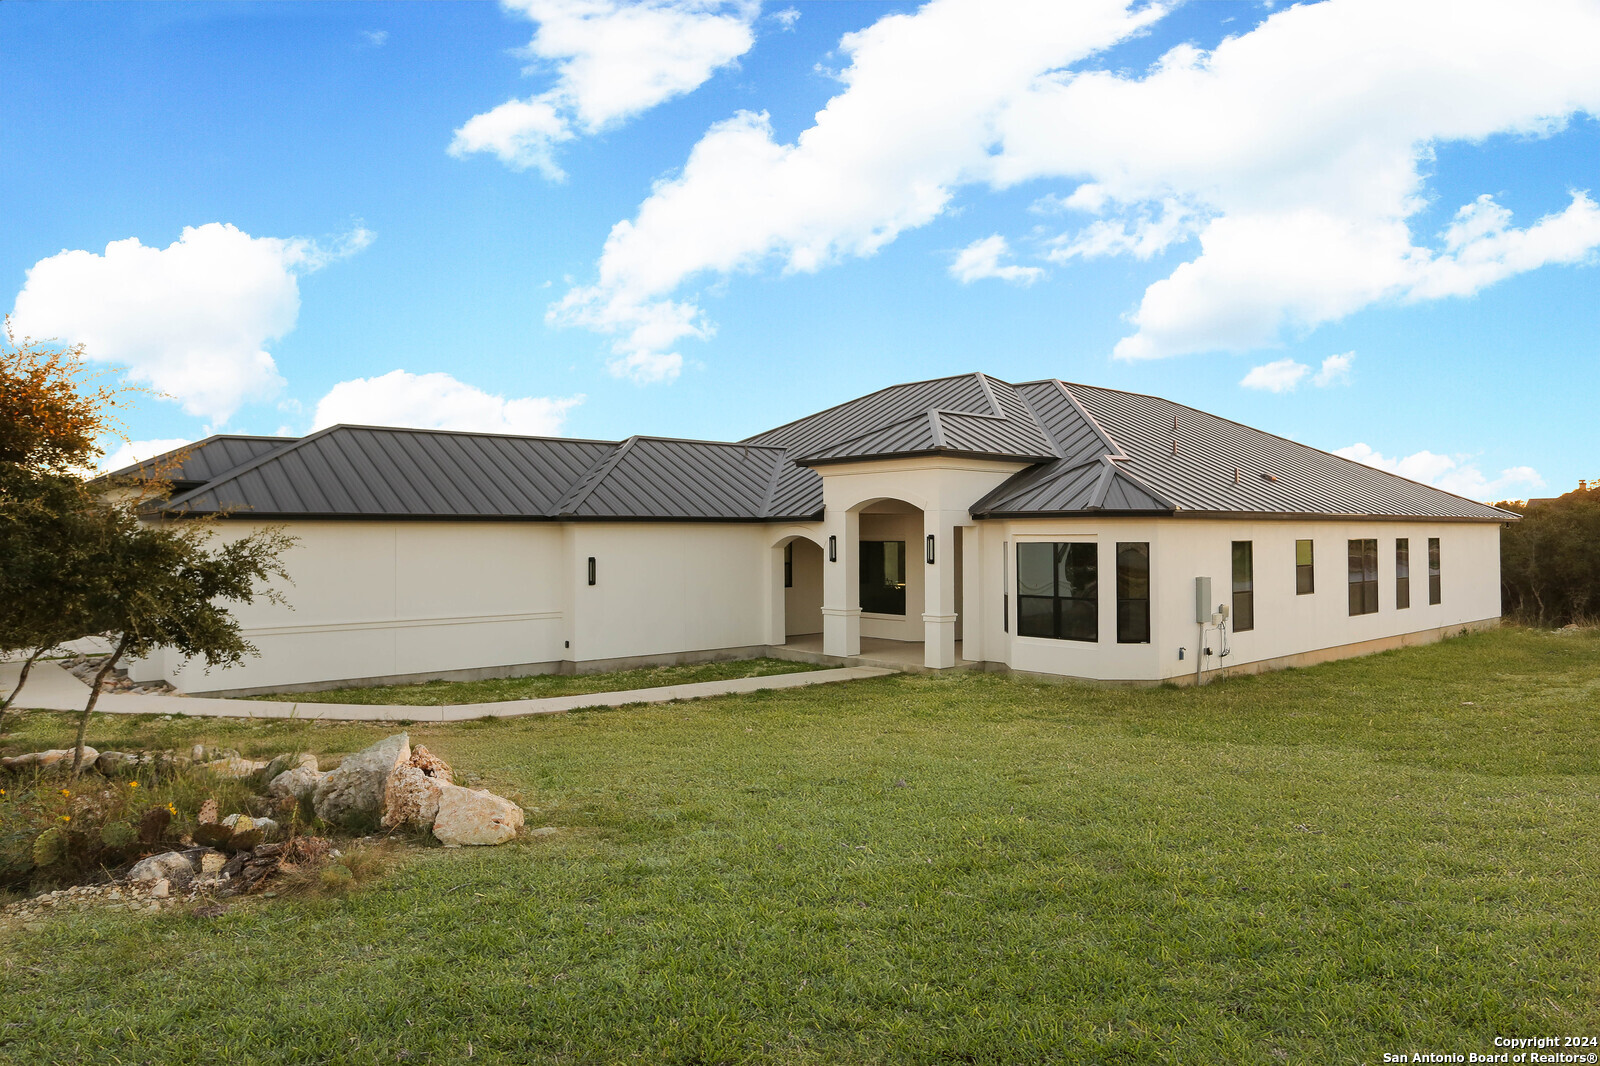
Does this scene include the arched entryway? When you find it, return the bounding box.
[778,534,824,640]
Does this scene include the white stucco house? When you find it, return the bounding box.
[114,373,1517,695]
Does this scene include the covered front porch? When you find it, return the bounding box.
[771,633,973,675]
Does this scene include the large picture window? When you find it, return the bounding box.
[1017,542,1098,642]
[1395,538,1410,610]
[1296,539,1315,595]
[1428,537,1441,605]
[1116,542,1150,644]
[1348,539,1378,616]
[859,540,906,615]
[1231,541,1254,631]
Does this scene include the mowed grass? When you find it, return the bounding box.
[1,625,1597,1065]
[244,656,824,706]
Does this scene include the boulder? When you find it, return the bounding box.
[1,747,98,771]
[221,813,278,848]
[262,752,318,782]
[268,765,324,804]
[204,756,270,779]
[128,850,196,885]
[382,765,442,830]
[408,745,453,784]
[313,734,410,829]
[431,783,524,846]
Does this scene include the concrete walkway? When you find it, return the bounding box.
[0,660,897,722]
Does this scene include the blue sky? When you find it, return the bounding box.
[3,0,1597,500]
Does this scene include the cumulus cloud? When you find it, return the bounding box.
[361,29,388,47]
[96,438,195,474]
[950,235,1044,285]
[555,0,1600,372]
[1313,352,1353,387]
[10,223,371,425]
[311,369,584,436]
[1239,358,1309,393]
[1334,442,1544,502]
[450,0,759,179]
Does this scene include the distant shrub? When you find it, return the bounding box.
[1499,482,1600,627]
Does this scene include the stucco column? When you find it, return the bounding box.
[766,543,787,647]
[822,509,861,657]
[960,523,982,662]
[923,510,960,669]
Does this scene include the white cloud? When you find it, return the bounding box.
[1313,352,1353,387]
[97,438,194,474]
[950,235,1044,285]
[10,223,370,425]
[450,0,759,179]
[1334,442,1545,502]
[311,370,584,436]
[771,7,799,30]
[361,29,388,47]
[555,0,1600,371]
[1240,358,1309,393]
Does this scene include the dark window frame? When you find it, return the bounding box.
[784,541,794,589]
[1016,541,1099,643]
[1116,542,1150,644]
[1428,537,1441,605]
[859,540,907,616]
[1295,539,1315,595]
[1231,541,1254,631]
[1348,538,1378,616]
[1395,538,1410,610]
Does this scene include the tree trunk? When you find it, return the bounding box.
[71,635,128,777]
[0,648,46,736]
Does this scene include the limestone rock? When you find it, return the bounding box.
[408,745,453,785]
[268,765,324,804]
[313,734,410,829]
[262,752,318,783]
[382,764,442,830]
[96,751,144,773]
[200,851,226,875]
[129,851,196,885]
[205,756,270,779]
[431,783,524,846]
[1,747,98,771]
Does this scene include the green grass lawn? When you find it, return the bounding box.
[1,626,1597,1064]
[243,656,825,706]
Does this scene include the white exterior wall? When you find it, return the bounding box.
[973,517,1503,683]
[131,520,567,694]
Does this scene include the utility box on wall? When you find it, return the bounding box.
[1195,576,1212,625]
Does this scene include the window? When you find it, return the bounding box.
[1395,538,1410,609]
[1231,541,1254,631]
[784,542,794,588]
[1428,537,1441,605]
[1017,542,1098,642]
[1348,539,1378,615]
[1116,542,1150,644]
[859,540,906,615]
[1296,539,1315,595]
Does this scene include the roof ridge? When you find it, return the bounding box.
[927,408,947,448]
[1052,381,1126,459]
[551,437,635,516]
[1105,460,1179,511]
[159,426,346,513]
[972,373,1006,418]
[1062,382,1518,518]
[757,451,788,519]
[315,423,620,446]
[99,433,297,483]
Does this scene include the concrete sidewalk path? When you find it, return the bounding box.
[1,661,897,722]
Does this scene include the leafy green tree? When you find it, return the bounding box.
[1498,482,1600,626]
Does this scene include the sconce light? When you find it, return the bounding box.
[587,557,596,586]
[828,535,837,562]
[926,534,935,565]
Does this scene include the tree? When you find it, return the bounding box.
[1498,482,1600,627]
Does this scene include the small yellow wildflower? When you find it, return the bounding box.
[60,788,70,797]
[166,802,177,815]
[60,815,70,822]
[129,781,139,788]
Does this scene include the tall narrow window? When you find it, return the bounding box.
[1116,542,1150,644]
[1395,538,1410,609]
[1428,537,1441,605]
[784,542,794,589]
[1295,539,1315,595]
[1231,541,1254,631]
[1017,542,1098,642]
[859,541,907,615]
[1348,539,1378,615]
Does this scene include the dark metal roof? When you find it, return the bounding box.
[101,435,297,491]
[146,373,1515,525]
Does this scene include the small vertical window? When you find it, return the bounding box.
[1231,541,1254,631]
[1428,537,1441,605]
[1395,538,1410,610]
[1347,539,1378,615]
[1017,542,1098,642]
[784,541,794,588]
[1295,539,1315,595]
[1116,542,1150,644]
[859,541,906,615]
